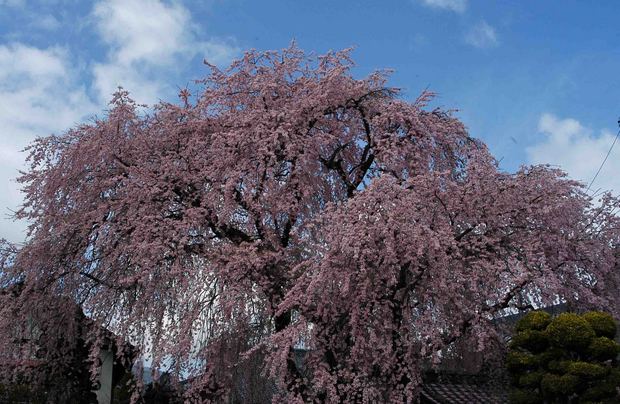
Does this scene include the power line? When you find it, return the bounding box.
[586,119,620,193]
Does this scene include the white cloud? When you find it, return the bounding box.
[465,21,498,48]
[93,0,192,66]
[0,1,240,242]
[0,43,97,243]
[526,113,620,194]
[91,62,163,106]
[0,44,66,82]
[91,0,239,104]
[418,0,466,13]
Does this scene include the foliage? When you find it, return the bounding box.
[546,313,596,350]
[113,371,142,404]
[1,45,620,403]
[583,311,617,339]
[515,311,552,333]
[588,337,620,361]
[142,373,183,404]
[508,310,620,403]
[0,383,46,404]
[0,283,99,403]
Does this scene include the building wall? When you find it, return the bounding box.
[95,349,114,404]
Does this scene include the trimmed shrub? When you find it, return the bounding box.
[546,313,595,350]
[518,370,543,387]
[582,311,617,339]
[587,336,620,361]
[506,351,539,372]
[509,329,549,353]
[515,311,552,332]
[547,360,571,374]
[580,369,620,402]
[567,361,608,380]
[540,373,579,397]
[507,310,620,403]
[509,388,542,404]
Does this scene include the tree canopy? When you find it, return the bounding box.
[1,45,620,403]
[507,310,620,403]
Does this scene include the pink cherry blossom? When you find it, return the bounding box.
[1,45,619,403]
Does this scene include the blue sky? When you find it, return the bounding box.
[1,0,619,242]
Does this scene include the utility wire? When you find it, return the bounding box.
[586,119,620,193]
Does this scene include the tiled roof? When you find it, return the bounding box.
[421,381,508,404]
[420,371,508,404]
